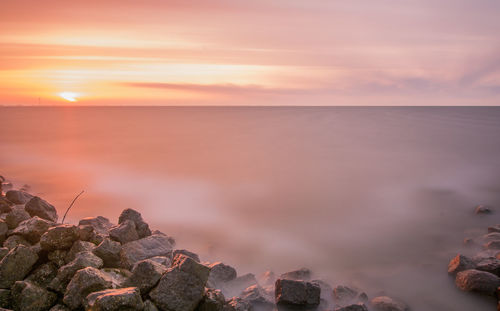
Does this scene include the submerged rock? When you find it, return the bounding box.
[25,197,58,222]
[0,245,38,289]
[11,281,57,311]
[370,296,408,311]
[84,287,144,311]
[455,269,500,296]
[223,273,259,298]
[118,208,152,239]
[120,234,174,269]
[275,278,320,308]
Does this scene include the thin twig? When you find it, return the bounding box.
[62,190,84,224]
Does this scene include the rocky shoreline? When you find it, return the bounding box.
[0,175,413,311]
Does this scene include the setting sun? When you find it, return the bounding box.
[59,92,79,102]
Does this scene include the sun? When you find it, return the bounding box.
[59,92,79,102]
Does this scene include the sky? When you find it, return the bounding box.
[1,0,499,106]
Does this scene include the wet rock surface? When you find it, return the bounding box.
[275,278,320,308]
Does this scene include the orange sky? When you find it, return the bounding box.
[1,0,499,105]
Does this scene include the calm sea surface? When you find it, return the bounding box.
[2,106,500,309]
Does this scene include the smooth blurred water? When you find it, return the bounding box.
[1,106,500,309]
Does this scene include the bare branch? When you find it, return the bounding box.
[62,190,84,224]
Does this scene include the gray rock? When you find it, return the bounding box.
[151,230,176,246]
[241,285,274,311]
[0,220,7,244]
[335,303,368,311]
[143,300,159,311]
[93,238,122,268]
[101,268,132,288]
[26,263,58,288]
[370,296,408,311]
[109,220,139,244]
[197,288,225,311]
[275,279,320,307]
[5,190,33,205]
[85,287,144,311]
[49,251,103,293]
[120,234,174,269]
[62,267,114,309]
[124,259,167,294]
[3,235,31,249]
[149,256,171,267]
[79,216,113,235]
[48,305,70,311]
[311,279,334,306]
[5,206,30,229]
[11,216,53,243]
[208,262,237,285]
[0,245,38,288]
[0,289,11,309]
[475,257,500,276]
[11,281,57,311]
[0,197,13,214]
[25,197,58,222]
[280,268,312,281]
[118,208,152,239]
[472,249,500,262]
[455,269,500,296]
[0,248,7,261]
[40,224,79,251]
[66,240,95,262]
[173,249,200,262]
[223,297,252,311]
[149,255,210,311]
[47,250,67,267]
[259,271,276,287]
[448,254,475,275]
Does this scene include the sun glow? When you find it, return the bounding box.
[59,92,79,102]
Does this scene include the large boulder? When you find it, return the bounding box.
[0,245,38,288]
[62,267,114,309]
[84,287,144,311]
[448,254,475,275]
[118,208,152,239]
[40,225,79,251]
[5,206,31,229]
[208,262,237,286]
[79,216,113,235]
[124,259,167,294]
[66,240,95,262]
[11,281,57,311]
[11,216,53,243]
[197,288,225,311]
[240,285,274,311]
[275,278,320,308]
[149,255,210,311]
[25,197,58,222]
[5,190,33,205]
[370,296,408,311]
[109,220,139,244]
[280,268,312,281]
[120,234,174,269]
[455,269,500,296]
[93,238,122,268]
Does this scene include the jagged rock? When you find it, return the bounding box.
[224,273,258,298]
[48,305,70,311]
[475,205,493,214]
[101,268,132,288]
[475,258,500,276]
[25,197,57,222]
[118,208,151,239]
[260,271,276,287]
[26,263,58,288]
[11,281,57,311]
[5,190,33,205]
[275,278,320,308]
[79,216,113,235]
[0,197,13,214]
[124,259,167,294]
[66,240,95,262]
[455,269,500,296]
[370,296,408,311]
[448,254,475,275]
[143,300,159,311]
[173,249,200,262]
[48,250,67,267]
[0,248,7,261]
[223,297,252,311]
[62,267,114,309]
[151,230,176,246]
[120,234,174,269]
[240,285,274,311]
[5,206,30,229]
[0,245,38,288]
[78,224,106,245]
[335,303,368,311]
[49,251,103,292]
[3,235,31,249]
[150,255,210,311]
[11,216,53,243]
[84,287,144,311]
[0,289,11,309]
[0,220,7,244]
[197,288,225,311]
[39,224,79,251]
[208,262,237,285]
[149,256,171,267]
[109,220,139,244]
[280,268,312,281]
[484,240,500,250]
[488,225,500,233]
[93,238,122,268]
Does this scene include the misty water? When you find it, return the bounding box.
[1,106,500,310]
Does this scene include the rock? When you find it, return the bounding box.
[260,271,276,287]
[151,230,176,246]
[448,254,475,275]
[475,205,493,214]
[311,279,334,306]
[84,287,144,311]
[5,190,33,205]
[3,235,31,249]
[333,285,359,306]
[66,240,95,262]
[25,197,57,222]
[335,304,369,311]
[241,285,274,311]
[79,216,113,235]
[482,232,500,243]
[143,300,159,311]
[124,259,167,294]
[197,288,225,311]
[118,208,152,238]
[49,251,104,293]
[208,262,237,285]
[39,224,79,251]
[62,267,114,309]
[472,249,500,262]
[48,305,70,311]
[275,278,320,308]
[0,245,38,288]
[170,249,198,262]
[370,296,408,311]
[0,197,13,214]
[93,237,122,268]
[11,216,53,243]
[26,263,58,288]
[222,297,252,311]
[484,240,500,250]
[0,220,7,243]
[224,273,259,298]
[475,258,500,276]
[101,268,132,288]
[488,225,500,233]
[120,234,174,269]
[149,256,171,267]
[455,269,500,296]
[109,220,139,244]
[5,206,30,229]
[280,268,312,281]
[11,281,57,311]
[47,250,67,267]
[149,255,210,311]
[0,289,11,309]
[0,248,7,261]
